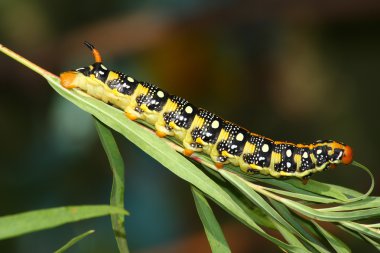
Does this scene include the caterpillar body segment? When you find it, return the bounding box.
[60,42,353,181]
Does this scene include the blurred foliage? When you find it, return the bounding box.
[1,0,380,252]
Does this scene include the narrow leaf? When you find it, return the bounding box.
[54,230,95,253]
[271,221,308,251]
[192,186,231,253]
[0,205,128,240]
[312,222,351,253]
[220,170,329,253]
[340,221,380,240]
[269,199,328,252]
[319,197,380,212]
[95,118,129,252]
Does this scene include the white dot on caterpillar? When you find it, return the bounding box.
[302,151,308,159]
[98,70,105,75]
[157,90,165,98]
[185,106,193,114]
[211,120,219,129]
[286,162,292,168]
[316,149,322,155]
[127,76,135,82]
[100,64,107,70]
[286,149,292,157]
[261,144,269,152]
[236,133,244,141]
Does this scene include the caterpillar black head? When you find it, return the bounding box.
[60,42,110,87]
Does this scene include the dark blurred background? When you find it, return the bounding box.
[1,1,379,252]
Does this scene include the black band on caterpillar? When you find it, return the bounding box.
[60,42,354,182]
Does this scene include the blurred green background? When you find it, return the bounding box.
[1,1,379,252]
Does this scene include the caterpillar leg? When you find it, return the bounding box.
[301,174,312,185]
[60,72,79,89]
[210,147,229,169]
[156,130,167,138]
[125,111,139,121]
[215,162,224,169]
[183,149,194,156]
[182,131,203,154]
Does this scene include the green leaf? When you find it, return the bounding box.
[95,119,129,252]
[285,179,350,201]
[219,171,300,236]
[269,199,328,252]
[220,170,330,253]
[271,221,308,251]
[55,230,95,253]
[0,205,128,240]
[199,165,275,229]
[361,234,380,250]
[191,186,231,253]
[280,198,380,221]
[339,221,380,240]
[319,197,380,212]
[312,222,351,253]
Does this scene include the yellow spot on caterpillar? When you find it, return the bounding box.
[222,151,229,157]
[169,122,176,128]
[185,106,193,114]
[140,104,148,111]
[157,90,165,98]
[211,120,219,129]
[236,133,244,141]
[107,71,119,80]
[261,144,269,152]
[127,76,134,82]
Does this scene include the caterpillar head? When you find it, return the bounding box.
[326,141,353,167]
[60,42,109,88]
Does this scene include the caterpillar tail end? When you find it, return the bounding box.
[342,145,353,165]
[60,71,78,89]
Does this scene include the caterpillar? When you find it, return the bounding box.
[60,42,353,182]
